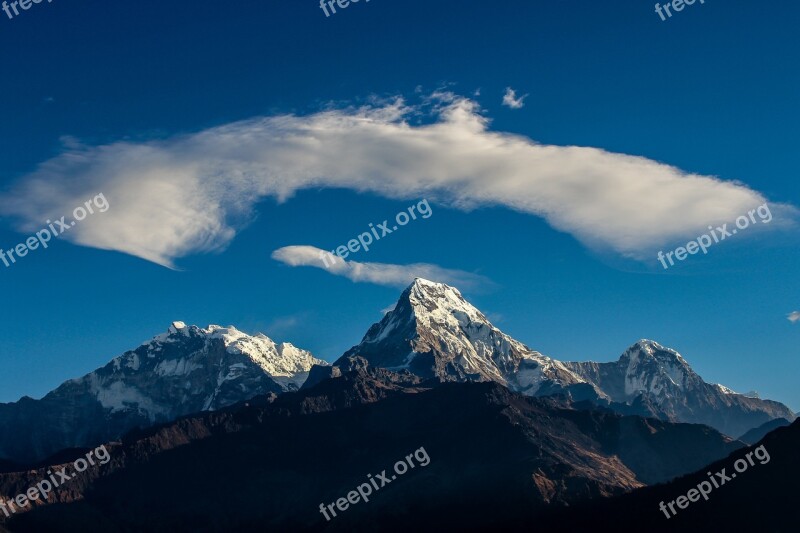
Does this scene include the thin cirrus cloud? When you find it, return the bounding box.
[0,92,795,268]
[788,311,800,323]
[271,245,492,290]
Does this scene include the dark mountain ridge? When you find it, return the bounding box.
[3,361,743,532]
[533,418,800,532]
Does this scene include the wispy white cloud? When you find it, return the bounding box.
[788,311,800,323]
[271,245,492,290]
[0,92,795,268]
[502,87,527,109]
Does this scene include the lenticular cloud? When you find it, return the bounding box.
[0,93,792,268]
[271,245,492,290]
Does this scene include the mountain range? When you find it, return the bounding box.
[0,278,795,530]
[0,361,747,531]
[0,279,793,468]
[307,279,795,438]
[1,279,794,467]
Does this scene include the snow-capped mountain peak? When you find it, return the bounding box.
[620,340,696,395]
[144,322,326,380]
[168,320,189,335]
[0,322,327,463]
[565,340,796,436]
[625,339,688,365]
[407,277,487,319]
[340,279,587,394]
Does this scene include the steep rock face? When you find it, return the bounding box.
[563,340,796,437]
[0,322,326,464]
[333,279,591,397]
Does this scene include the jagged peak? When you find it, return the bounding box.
[623,339,688,364]
[616,340,699,396]
[147,323,323,361]
[408,277,451,290]
[168,320,187,334]
[202,324,243,335]
[157,323,262,342]
[398,279,488,323]
[405,279,462,302]
[632,339,667,351]
[715,383,739,395]
[151,322,197,343]
[127,322,326,379]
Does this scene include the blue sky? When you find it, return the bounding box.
[0,0,798,409]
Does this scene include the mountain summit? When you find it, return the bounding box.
[337,278,590,396]
[0,323,325,463]
[564,340,795,436]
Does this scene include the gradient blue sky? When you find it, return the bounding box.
[0,0,798,409]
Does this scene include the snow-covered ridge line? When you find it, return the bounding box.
[143,321,327,377]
